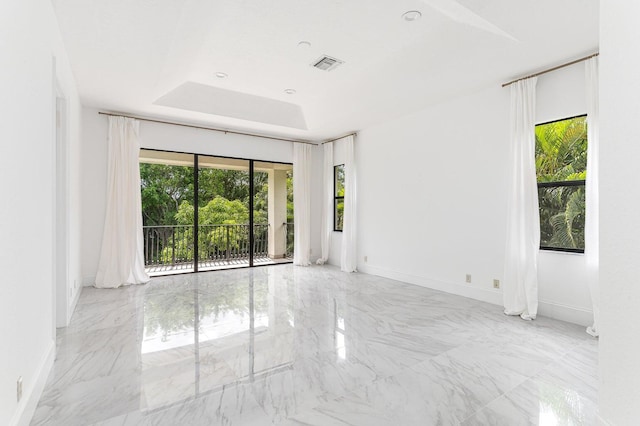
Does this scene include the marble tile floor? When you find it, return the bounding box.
[32,265,598,426]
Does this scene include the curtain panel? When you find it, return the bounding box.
[503,78,539,320]
[317,142,333,264]
[95,116,149,288]
[293,143,312,266]
[585,57,600,337]
[341,135,357,273]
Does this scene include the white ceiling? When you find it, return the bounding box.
[53,0,599,142]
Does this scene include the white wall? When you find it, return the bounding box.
[81,108,322,284]
[352,62,594,326]
[354,85,510,304]
[0,1,83,425]
[598,2,640,424]
[56,30,83,330]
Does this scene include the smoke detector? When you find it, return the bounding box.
[311,55,344,72]
[402,11,422,22]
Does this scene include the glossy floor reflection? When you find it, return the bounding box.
[32,265,598,425]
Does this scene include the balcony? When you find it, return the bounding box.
[144,223,294,276]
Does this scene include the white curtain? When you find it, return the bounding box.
[316,142,333,265]
[293,143,312,266]
[95,117,149,288]
[503,78,539,320]
[341,135,357,272]
[585,57,600,337]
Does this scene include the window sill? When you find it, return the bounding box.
[539,247,584,255]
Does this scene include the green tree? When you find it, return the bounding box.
[175,197,250,226]
[141,161,288,264]
[141,165,269,226]
[335,165,345,230]
[286,170,294,256]
[536,117,587,182]
[535,116,587,249]
[286,170,294,223]
[161,197,268,262]
[140,163,194,226]
[198,169,252,206]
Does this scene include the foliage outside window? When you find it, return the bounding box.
[140,159,294,263]
[535,115,587,252]
[334,165,345,231]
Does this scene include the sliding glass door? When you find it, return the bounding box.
[140,150,195,274]
[196,156,251,271]
[139,149,293,276]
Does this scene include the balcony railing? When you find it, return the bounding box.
[143,223,293,273]
[286,222,294,259]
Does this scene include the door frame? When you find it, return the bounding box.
[140,148,293,276]
[53,79,71,328]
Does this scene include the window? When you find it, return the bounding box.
[139,149,295,275]
[334,164,345,231]
[535,115,587,253]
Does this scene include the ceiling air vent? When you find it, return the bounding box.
[311,55,344,72]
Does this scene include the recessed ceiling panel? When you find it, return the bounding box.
[154,82,307,130]
[54,0,598,140]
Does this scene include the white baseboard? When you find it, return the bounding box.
[538,299,593,327]
[358,264,503,306]
[12,340,55,426]
[357,264,593,326]
[68,284,82,321]
[82,275,95,287]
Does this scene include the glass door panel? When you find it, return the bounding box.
[253,162,294,264]
[139,150,195,275]
[197,156,250,271]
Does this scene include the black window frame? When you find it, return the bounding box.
[535,114,587,254]
[138,147,295,276]
[334,164,345,232]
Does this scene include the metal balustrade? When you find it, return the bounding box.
[143,223,293,273]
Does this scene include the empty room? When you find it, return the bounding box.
[2,0,639,425]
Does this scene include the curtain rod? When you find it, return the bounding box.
[322,132,357,144]
[98,111,318,145]
[502,52,599,88]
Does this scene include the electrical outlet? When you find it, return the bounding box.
[465,274,472,283]
[493,279,500,289]
[17,377,22,402]
[364,256,368,263]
